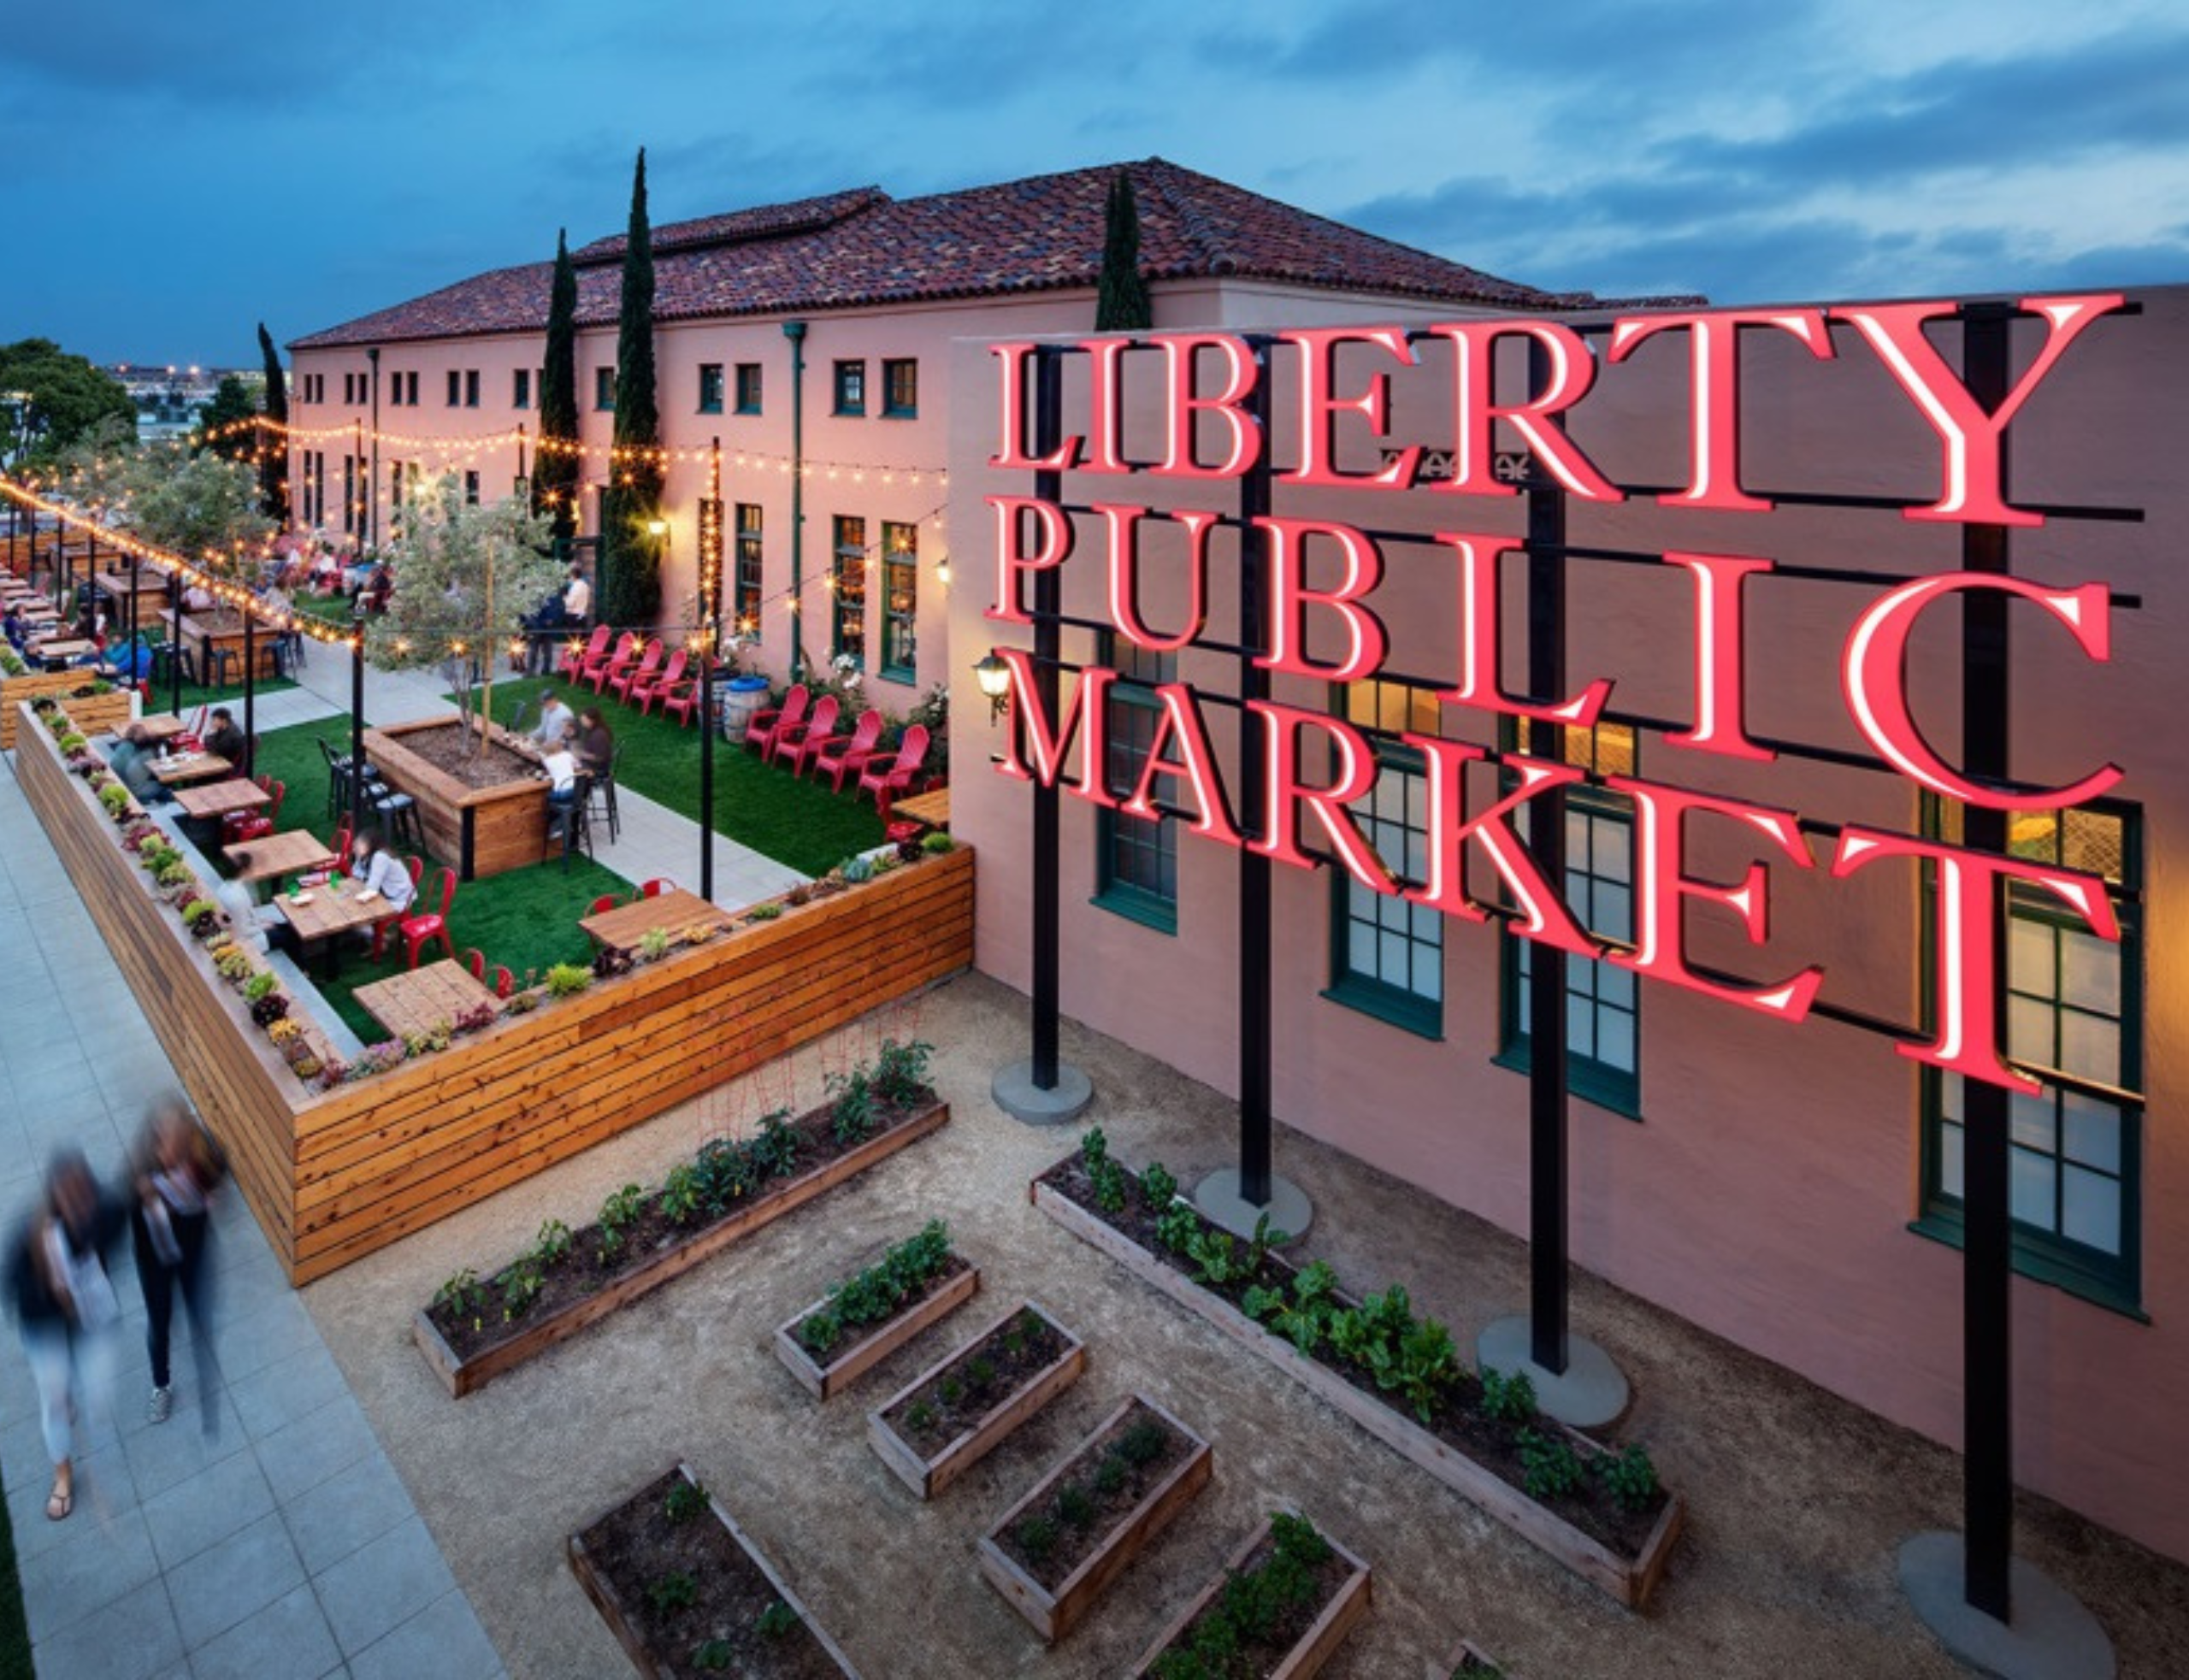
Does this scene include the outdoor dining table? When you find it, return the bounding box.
[890,786,951,830]
[578,887,734,954]
[148,750,233,787]
[223,828,337,888]
[135,713,191,745]
[160,606,281,681]
[273,874,395,979]
[28,638,93,666]
[352,959,495,1040]
[172,778,273,822]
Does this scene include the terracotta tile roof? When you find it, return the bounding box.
[292,158,1639,351]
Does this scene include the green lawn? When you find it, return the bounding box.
[473,675,885,876]
[150,672,300,716]
[291,591,357,628]
[247,715,631,1044]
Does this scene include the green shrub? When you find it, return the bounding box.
[544,962,592,997]
[1598,1442,1661,1513]
[921,831,954,854]
[243,971,277,1002]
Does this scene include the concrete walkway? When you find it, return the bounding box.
[0,749,505,1680]
[233,642,802,909]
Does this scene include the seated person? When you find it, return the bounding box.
[562,565,592,623]
[541,738,581,810]
[345,828,416,915]
[73,604,109,647]
[108,723,171,806]
[201,708,247,767]
[98,636,151,683]
[361,563,393,615]
[2,604,24,648]
[212,874,284,956]
[531,687,575,748]
[575,707,614,780]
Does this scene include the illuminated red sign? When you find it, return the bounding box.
[982,296,2131,1093]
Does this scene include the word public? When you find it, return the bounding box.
[981,298,2134,1095]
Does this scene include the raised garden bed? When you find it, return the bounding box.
[773,1222,980,1401]
[0,671,133,747]
[1430,1639,1508,1677]
[1030,1135,1683,1609]
[1132,1511,1372,1680]
[867,1300,1086,1500]
[976,1393,1212,1644]
[569,1462,862,1678]
[364,716,551,880]
[414,1065,949,1398]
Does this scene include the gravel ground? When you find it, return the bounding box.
[299,972,2189,1679]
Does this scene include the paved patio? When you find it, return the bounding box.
[0,749,505,1680]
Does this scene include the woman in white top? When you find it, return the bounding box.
[347,828,416,913]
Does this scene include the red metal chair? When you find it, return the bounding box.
[492,965,516,999]
[398,867,458,970]
[584,631,640,693]
[629,647,687,716]
[331,821,354,871]
[223,775,283,846]
[608,638,664,705]
[587,893,622,916]
[558,625,611,682]
[812,708,884,793]
[462,947,487,981]
[367,857,429,960]
[856,725,930,813]
[657,668,702,728]
[744,684,807,754]
[770,693,837,770]
[640,877,676,898]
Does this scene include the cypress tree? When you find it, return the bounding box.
[536,229,581,544]
[603,148,664,628]
[1094,169,1153,332]
[256,322,290,522]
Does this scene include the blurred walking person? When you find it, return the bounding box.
[132,1099,225,1433]
[7,1151,126,1521]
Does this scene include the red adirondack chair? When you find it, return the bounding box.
[744,684,808,754]
[586,631,641,694]
[811,707,884,791]
[770,693,837,769]
[856,724,930,812]
[630,647,687,716]
[609,637,664,704]
[557,624,611,682]
[657,667,702,727]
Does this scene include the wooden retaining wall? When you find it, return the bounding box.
[15,703,977,1283]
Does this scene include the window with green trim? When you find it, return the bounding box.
[1497,721,1641,1115]
[733,504,763,634]
[830,515,866,666]
[1324,679,1442,1036]
[880,522,917,681]
[1094,636,1177,932]
[735,363,762,414]
[1919,799,2142,1312]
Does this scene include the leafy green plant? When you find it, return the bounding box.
[180,898,219,928]
[544,962,592,997]
[1246,1259,1339,1357]
[532,1217,573,1267]
[1094,1454,1127,1495]
[658,1162,705,1226]
[1118,1418,1168,1466]
[637,926,671,961]
[645,1571,698,1614]
[1518,1428,1586,1502]
[432,1268,486,1318]
[754,1599,802,1638]
[746,901,783,922]
[799,1221,953,1356]
[1478,1367,1538,1429]
[97,781,131,812]
[1154,1202,1201,1253]
[751,1111,799,1177]
[664,1477,709,1524]
[243,970,277,1001]
[1080,1127,1110,1170]
[937,1376,965,1406]
[921,831,954,853]
[1141,1159,1178,1208]
[495,1257,544,1320]
[827,1065,876,1144]
[696,1135,758,1206]
[1396,1316,1459,1424]
[965,1356,997,1390]
[1185,1228,1248,1288]
[1013,1515,1058,1563]
[1598,1442,1661,1513]
[597,1182,645,1260]
[873,1037,933,1107]
[692,1640,732,1671]
[905,1400,936,1432]
[1055,1484,1095,1529]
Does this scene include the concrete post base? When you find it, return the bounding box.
[1192,1168,1313,1242]
[990,1058,1094,1125]
[1475,1315,1631,1430]
[1897,1533,2115,1680]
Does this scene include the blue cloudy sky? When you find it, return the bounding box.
[8,0,2185,366]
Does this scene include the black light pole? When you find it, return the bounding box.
[699,629,715,899]
[242,610,257,777]
[168,573,182,716]
[350,630,367,823]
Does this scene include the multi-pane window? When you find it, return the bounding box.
[833,360,865,416]
[698,363,724,415]
[464,369,480,408]
[594,368,616,411]
[513,368,531,410]
[389,460,405,511]
[1500,721,1641,1114]
[1095,636,1178,933]
[830,516,866,665]
[341,455,357,535]
[386,375,403,408]
[1923,801,2142,1310]
[446,369,461,407]
[733,504,764,632]
[880,523,917,681]
[735,363,762,415]
[463,469,481,505]
[882,358,917,417]
[1326,679,1443,1036]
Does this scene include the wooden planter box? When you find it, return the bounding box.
[976,1394,1212,1645]
[1429,1638,1507,1677]
[1030,1177,1685,1610]
[1132,1514,1373,1679]
[0,675,135,747]
[774,1260,982,1401]
[867,1301,1086,1500]
[568,1462,864,1679]
[411,1101,950,1397]
[364,716,552,880]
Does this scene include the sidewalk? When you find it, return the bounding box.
[0,749,505,1680]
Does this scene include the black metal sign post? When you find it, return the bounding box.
[992,345,1092,1125]
[243,611,257,778]
[167,573,182,717]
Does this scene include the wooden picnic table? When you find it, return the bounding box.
[173,778,272,821]
[579,887,733,954]
[223,828,336,885]
[135,713,191,744]
[351,960,494,1041]
[273,874,395,976]
[891,786,950,828]
[148,750,233,787]
[28,638,93,663]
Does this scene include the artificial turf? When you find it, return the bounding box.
[245,714,631,1044]
[471,675,886,876]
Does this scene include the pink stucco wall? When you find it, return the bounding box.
[946,286,2189,1564]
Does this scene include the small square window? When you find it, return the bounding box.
[735,363,762,415]
[832,360,865,416]
[882,358,917,417]
[595,368,616,411]
[698,363,724,415]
